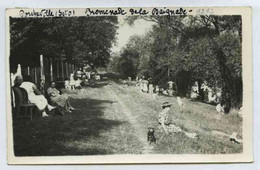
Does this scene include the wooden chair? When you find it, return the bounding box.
[12,87,36,120]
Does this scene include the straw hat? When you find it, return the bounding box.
[162,102,171,107]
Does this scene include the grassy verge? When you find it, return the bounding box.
[110,82,242,154]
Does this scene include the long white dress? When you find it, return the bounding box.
[149,84,154,94]
[168,81,173,89]
[20,82,48,111]
[143,80,148,92]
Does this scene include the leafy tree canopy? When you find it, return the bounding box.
[110,15,242,107]
[10,16,119,69]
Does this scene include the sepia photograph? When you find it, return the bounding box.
[5,7,252,164]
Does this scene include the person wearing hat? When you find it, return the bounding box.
[158,102,172,134]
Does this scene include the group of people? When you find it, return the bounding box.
[136,77,230,115]
[136,76,175,96]
[137,76,158,94]
[14,75,75,117]
[65,66,101,90]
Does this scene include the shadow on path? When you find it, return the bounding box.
[13,97,123,156]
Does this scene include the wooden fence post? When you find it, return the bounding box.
[27,66,30,75]
[40,54,44,79]
[50,58,53,81]
[39,54,45,94]
[68,63,71,75]
[57,62,59,78]
[17,64,21,76]
[34,67,37,85]
[61,60,64,80]
[65,62,68,78]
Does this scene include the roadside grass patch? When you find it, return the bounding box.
[112,83,242,154]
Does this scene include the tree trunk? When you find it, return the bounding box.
[197,80,204,101]
[216,50,231,107]
[212,16,232,108]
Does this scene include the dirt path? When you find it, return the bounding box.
[105,85,154,154]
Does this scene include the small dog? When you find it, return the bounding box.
[147,127,156,145]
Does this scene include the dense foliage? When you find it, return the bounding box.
[109,15,242,107]
[10,16,118,70]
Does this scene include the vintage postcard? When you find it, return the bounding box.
[6,7,252,164]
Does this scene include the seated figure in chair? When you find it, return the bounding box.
[47,81,75,114]
[15,75,55,117]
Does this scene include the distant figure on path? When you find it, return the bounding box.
[65,78,70,90]
[138,77,143,91]
[142,79,149,93]
[177,97,184,106]
[75,78,82,89]
[76,68,83,79]
[216,102,225,114]
[95,74,101,81]
[149,83,154,94]
[69,73,76,90]
[167,80,174,90]
[136,76,139,82]
[155,85,160,94]
[86,72,91,80]
[168,80,174,96]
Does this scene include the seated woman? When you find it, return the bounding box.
[17,75,55,117]
[47,81,75,113]
[74,78,82,89]
[158,102,171,134]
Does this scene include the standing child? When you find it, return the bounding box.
[69,74,75,90]
[155,85,160,94]
[65,78,70,90]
